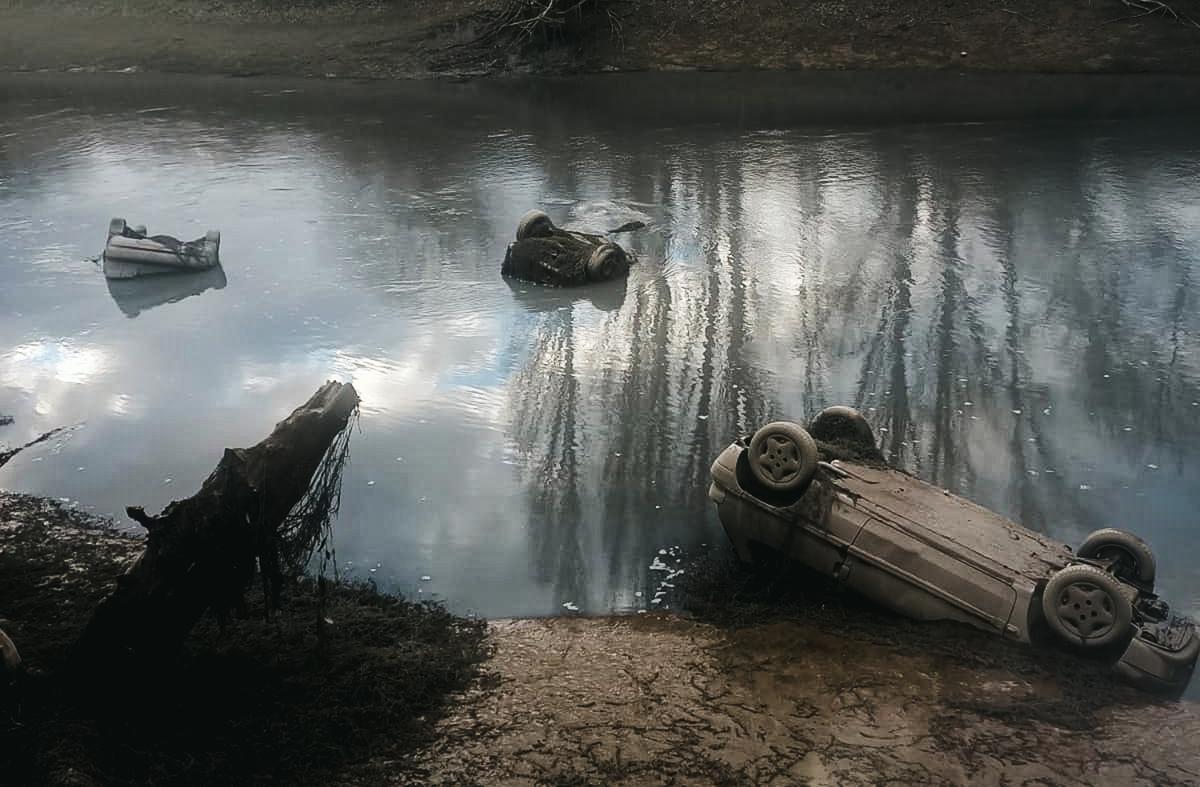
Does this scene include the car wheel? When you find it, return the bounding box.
[747,421,819,495]
[516,210,554,241]
[1041,564,1134,651]
[808,405,877,452]
[1077,528,1156,588]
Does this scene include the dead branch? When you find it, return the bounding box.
[1113,0,1200,27]
[0,426,71,470]
[433,0,628,66]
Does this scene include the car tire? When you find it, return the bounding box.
[586,243,621,281]
[747,421,819,495]
[516,210,553,241]
[1077,528,1156,588]
[1041,564,1135,651]
[808,405,877,452]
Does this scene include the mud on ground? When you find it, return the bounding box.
[400,615,1200,786]
[397,552,1200,786]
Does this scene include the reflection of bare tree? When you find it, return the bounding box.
[854,153,918,469]
[506,120,1200,604]
[508,306,587,603]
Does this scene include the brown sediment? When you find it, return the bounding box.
[400,614,1200,786]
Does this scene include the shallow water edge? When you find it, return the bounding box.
[5,69,1200,127]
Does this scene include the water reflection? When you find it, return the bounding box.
[504,276,628,314]
[1,76,1198,618]
[105,266,228,318]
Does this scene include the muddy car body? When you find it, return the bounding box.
[708,409,1198,694]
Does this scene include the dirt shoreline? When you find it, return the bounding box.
[3,0,1200,83]
[3,491,1200,785]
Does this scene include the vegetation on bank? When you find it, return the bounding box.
[0,493,490,786]
[3,0,1200,78]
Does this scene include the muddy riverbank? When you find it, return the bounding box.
[2,0,1200,81]
[3,492,1198,786]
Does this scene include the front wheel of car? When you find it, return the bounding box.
[1076,528,1156,588]
[1041,564,1134,652]
[747,421,819,495]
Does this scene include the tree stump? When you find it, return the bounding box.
[72,381,359,672]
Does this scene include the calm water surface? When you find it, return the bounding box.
[2,75,1199,619]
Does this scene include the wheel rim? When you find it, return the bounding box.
[753,434,805,485]
[1054,581,1118,640]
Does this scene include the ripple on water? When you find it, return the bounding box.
[1,78,1199,620]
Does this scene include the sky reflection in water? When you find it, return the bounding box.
[1,77,1199,618]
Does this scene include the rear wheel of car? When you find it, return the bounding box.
[1076,528,1156,588]
[1041,564,1134,651]
[808,406,877,452]
[747,421,819,495]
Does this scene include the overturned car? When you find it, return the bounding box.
[708,407,1198,694]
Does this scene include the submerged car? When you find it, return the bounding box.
[708,407,1198,694]
[103,218,221,279]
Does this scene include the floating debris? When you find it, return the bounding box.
[420,575,432,582]
[1147,464,1159,470]
[1079,484,1091,491]
[562,601,579,612]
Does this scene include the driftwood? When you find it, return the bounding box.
[0,426,70,470]
[72,381,359,672]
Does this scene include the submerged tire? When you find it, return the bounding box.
[747,421,819,495]
[586,243,627,282]
[0,625,20,681]
[1042,564,1134,651]
[516,210,554,241]
[808,406,877,453]
[1077,528,1156,587]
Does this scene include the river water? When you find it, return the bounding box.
[1,74,1198,618]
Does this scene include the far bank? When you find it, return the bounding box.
[2,0,1200,84]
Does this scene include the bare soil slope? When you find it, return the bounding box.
[2,0,1200,78]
